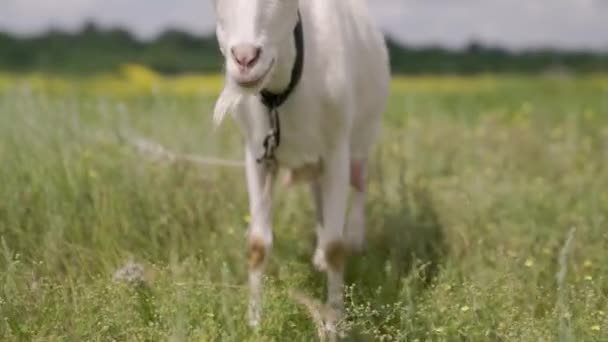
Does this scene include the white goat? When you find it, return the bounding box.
[211,0,390,331]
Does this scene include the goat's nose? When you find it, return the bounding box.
[231,44,262,68]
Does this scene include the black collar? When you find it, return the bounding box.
[259,12,304,110]
[256,11,304,166]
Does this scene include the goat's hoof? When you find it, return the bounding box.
[248,317,261,331]
[313,247,328,272]
[249,322,260,331]
[248,306,262,330]
[323,311,346,341]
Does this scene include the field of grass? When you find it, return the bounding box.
[1,70,607,341]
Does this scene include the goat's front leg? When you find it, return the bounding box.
[313,141,350,332]
[244,144,276,329]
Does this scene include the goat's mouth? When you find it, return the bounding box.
[234,59,275,89]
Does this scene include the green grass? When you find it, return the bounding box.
[1,75,607,341]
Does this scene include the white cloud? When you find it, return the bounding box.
[0,0,607,50]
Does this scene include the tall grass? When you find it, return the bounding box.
[0,74,607,340]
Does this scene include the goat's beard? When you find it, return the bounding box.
[213,76,245,126]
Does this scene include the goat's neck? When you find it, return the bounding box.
[263,35,298,94]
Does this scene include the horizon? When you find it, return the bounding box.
[2,22,607,54]
[1,0,608,52]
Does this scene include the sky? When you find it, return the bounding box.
[1,0,607,51]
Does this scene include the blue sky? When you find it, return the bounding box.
[1,0,607,50]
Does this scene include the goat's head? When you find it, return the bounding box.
[212,0,300,90]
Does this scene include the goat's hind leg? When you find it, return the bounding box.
[244,146,275,329]
[346,158,368,252]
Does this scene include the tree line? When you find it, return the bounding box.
[1,23,607,75]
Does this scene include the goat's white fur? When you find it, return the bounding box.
[211,0,390,332]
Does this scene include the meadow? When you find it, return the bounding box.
[0,68,607,341]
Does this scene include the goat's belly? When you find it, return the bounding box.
[272,133,323,185]
[277,154,323,185]
[283,160,323,186]
[273,129,322,166]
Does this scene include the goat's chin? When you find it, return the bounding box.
[213,59,274,126]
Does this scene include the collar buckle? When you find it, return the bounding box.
[256,11,304,165]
